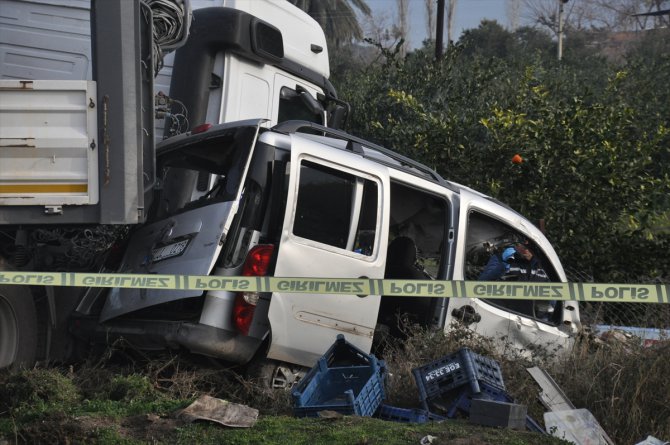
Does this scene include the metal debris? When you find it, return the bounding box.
[177,394,258,428]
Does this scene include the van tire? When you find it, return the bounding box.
[0,285,38,369]
[246,358,307,390]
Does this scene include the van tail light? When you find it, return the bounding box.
[233,244,275,335]
[191,123,213,134]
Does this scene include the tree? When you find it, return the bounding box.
[446,0,458,45]
[288,0,371,47]
[507,0,522,30]
[514,26,554,55]
[425,0,436,41]
[458,20,517,58]
[396,0,410,55]
[522,0,670,32]
[336,39,670,282]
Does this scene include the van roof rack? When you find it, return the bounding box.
[272,120,446,185]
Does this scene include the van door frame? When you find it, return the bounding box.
[267,135,390,367]
[448,192,580,353]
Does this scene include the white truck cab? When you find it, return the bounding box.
[162,0,344,138]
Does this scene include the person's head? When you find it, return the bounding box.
[513,242,533,261]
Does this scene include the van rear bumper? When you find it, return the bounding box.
[70,315,262,364]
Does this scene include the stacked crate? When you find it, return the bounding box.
[292,334,387,417]
[411,347,543,432]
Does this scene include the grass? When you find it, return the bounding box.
[0,406,567,445]
[549,332,670,443]
[1,326,667,444]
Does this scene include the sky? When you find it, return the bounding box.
[365,0,510,49]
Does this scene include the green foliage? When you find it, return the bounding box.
[477,68,670,280]
[172,415,565,445]
[337,30,670,282]
[459,21,554,62]
[106,374,161,403]
[0,369,80,416]
[288,0,371,48]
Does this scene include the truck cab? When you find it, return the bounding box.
[161,0,346,136]
[72,120,581,386]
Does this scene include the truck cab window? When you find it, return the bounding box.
[278,87,324,125]
[292,160,378,256]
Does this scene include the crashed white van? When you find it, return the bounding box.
[72,120,581,387]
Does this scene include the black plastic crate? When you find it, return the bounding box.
[446,382,545,434]
[292,334,387,418]
[412,347,505,409]
[375,404,446,423]
[446,381,513,418]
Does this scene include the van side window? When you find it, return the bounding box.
[465,211,561,324]
[293,160,378,256]
[388,182,449,279]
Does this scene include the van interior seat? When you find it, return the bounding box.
[379,236,432,335]
[385,236,426,280]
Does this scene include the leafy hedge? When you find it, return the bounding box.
[336,32,670,282]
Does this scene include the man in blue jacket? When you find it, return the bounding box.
[478,242,554,320]
[478,242,548,282]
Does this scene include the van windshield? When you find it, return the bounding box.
[151,124,259,219]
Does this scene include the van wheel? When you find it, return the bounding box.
[0,285,38,369]
[247,358,307,390]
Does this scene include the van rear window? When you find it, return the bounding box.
[152,124,258,218]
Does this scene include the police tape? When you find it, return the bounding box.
[1,271,669,303]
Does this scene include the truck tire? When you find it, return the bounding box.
[0,285,38,369]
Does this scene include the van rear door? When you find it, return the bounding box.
[267,135,390,367]
[99,122,263,322]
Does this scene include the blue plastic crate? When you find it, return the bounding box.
[375,404,446,423]
[412,347,505,409]
[292,335,387,418]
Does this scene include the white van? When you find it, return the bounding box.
[72,120,581,387]
[0,0,579,377]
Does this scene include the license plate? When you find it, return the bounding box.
[151,239,189,262]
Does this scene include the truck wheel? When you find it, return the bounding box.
[247,358,307,390]
[0,285,38,369]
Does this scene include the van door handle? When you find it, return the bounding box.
[452,305,481,325]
